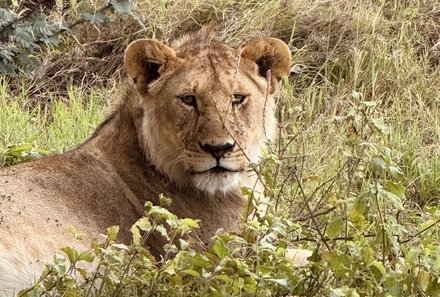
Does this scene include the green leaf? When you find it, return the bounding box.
[149,205,174,220]
[371,118,389,134]
[323,251,352,279]
[265,278,288,288]
[77,268,88,278]
[131,224,141,245]
[106,270,121,285]
[213,274,231,283]
[0,8,14,23]
[213,238,229,260]
[135,217,152,232]
[330,287,360,297]
[326,218,344,240]
[163,260,176,275]
[404,247,419,265]
[418,270,430,292]
[386,181,405,199]
[371,156,386,174]
[240,186,253,197]
[379,188,404,210]
[13,27,36,50]
[68,225,85,240]
[112,243,129,250]
[156,224,170,240]
[369,261,386,281]
[78,251,95,262]
[109,0,133,14]
[53,254,67,277]
[190,253,212,269]
[107,225,120,241]
[243,279,257,293]
[182,218,200,229]
[61,246,78,264]
[182,269,200,278]
[388,165,403,178]
[40,34,60,47]
[159,194,172,206]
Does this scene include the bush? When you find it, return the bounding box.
[19,198,313,297]
[0,0,136,77]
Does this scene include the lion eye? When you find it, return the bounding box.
[179,95,197,108]
[232,94,246,105]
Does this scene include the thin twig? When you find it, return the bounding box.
[374,177,386,266]
[399,218,440,244]
[61,3,112,34]
[292,233,377,243]
[292,168,331,251]
[292,206,336,222]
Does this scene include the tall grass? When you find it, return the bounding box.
[281,0,440,204]
[0,79,107,166]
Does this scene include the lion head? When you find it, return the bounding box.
[124,30,291,195]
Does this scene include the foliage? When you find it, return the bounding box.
[0,0,136,77]
[0,79,106,166]
[18,198,312,297]
[0,142,47,166]
[277,95,440,296]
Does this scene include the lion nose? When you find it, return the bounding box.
[199,141,235,160]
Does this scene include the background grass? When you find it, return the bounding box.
[0,80,108,165]
[1,0,440,296]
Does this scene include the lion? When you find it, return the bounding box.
[0,29,309,294]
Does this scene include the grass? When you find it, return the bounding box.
[0,79,107,166]
[2,0,440,295]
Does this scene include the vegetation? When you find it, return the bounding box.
[1,0,439,296]
[0,80,107,166]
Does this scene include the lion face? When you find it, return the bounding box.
[124,33,291,194]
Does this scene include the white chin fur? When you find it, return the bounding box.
[192,171,240,195]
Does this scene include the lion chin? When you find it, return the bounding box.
[192,170,241,195]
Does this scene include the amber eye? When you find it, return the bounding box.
[232,94,246,105]
[179,95,197,108]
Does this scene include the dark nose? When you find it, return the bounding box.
[200,141,235,160]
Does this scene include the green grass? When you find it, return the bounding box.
[0,80,107,166]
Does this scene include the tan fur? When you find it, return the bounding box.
[0,31,295,294]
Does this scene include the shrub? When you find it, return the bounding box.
[0,0,136,77]
[19,198,313,297]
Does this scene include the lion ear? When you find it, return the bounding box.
[241,37,291,94]
[124,39,177,95]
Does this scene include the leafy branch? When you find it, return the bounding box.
[0,0,139,77]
